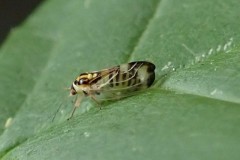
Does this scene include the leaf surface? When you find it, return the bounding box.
[0,0,240,159]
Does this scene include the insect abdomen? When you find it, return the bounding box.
[109,61,155,89]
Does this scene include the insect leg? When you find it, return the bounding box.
[89,94,102,109]
[67,95,82,120]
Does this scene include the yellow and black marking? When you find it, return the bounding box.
[68,61,155,119]
[103,61,155,89]
[70,61,155,97]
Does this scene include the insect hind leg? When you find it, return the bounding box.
[89,94,102,109]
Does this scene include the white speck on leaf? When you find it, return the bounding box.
[161,61,174,71]
[216,45,221,52]
[64,129,70,133]
[84,132,90,138]
[223,44,228,51]
[161,64,169,71]
[195,56,201,62]
[208,48,213,55]
[4,117,13,128]
[60,109,64,114]
[223,37,233,52]
[210,89,223,96]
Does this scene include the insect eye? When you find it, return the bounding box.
[74,80,78,85]
[79,78,89,85]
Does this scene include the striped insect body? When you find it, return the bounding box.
[68,61,155,119]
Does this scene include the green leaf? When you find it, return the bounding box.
[0,0,240,159]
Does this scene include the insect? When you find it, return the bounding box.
[68,61,155,119]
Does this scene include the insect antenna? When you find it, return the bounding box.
[51,87,71,122]
[51,102,63,122]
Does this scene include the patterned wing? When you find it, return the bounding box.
[90,61,155,100]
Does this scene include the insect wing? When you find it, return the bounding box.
[90,61,155,100]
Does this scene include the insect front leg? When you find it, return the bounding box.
[67,95,82,120]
